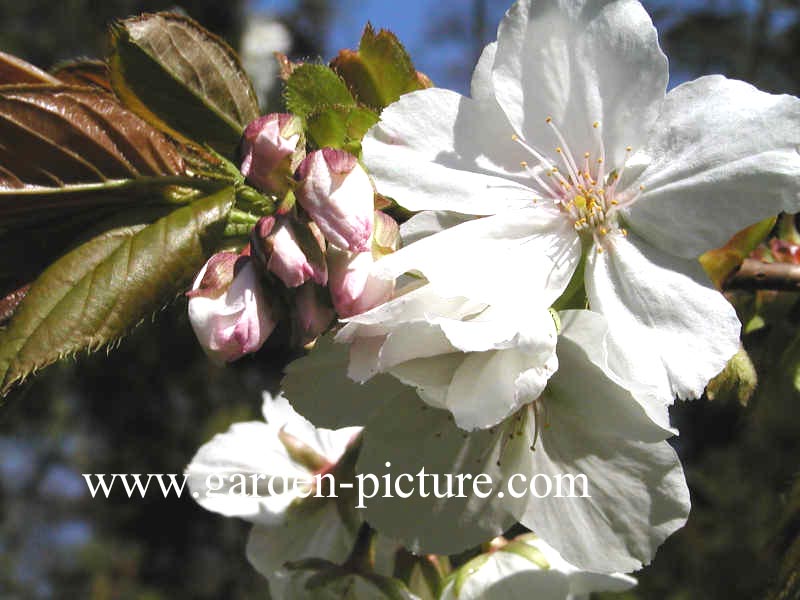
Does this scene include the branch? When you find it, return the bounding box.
[724,258,800,291]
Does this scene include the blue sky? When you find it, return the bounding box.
[253,0,779,93]
[254,0,507,92]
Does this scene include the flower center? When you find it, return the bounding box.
[512,118,645,251]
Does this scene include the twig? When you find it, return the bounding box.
[724,258,800,291]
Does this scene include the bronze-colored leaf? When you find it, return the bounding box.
[51,59,113,92]
[0,85,205,309]
[0,85,184,189]
[109,12,260,156]
[0,51,60,85]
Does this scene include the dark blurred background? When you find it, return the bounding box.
[1,1,799,598]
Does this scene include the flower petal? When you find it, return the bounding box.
[261,391,361,462]
[502,311,690,573]
[246,502,358,584]
[282,336,409,429]
[341,283,481,331]
[388,353,465,409]
[492,0,667,166]
[357,387,515,555]
[373,208,581,306]
[441,556,569,600]
[433,303,556,354]
[445,344,558,430]
[586,233,741,400]
[185,421,310,526]
[362,87,535,214]
[399,210,474,246]
[527,536,637,594]
[557,310,673,433]
[624,75,800,258]
[470,42,498,103]
[377,320,458,370]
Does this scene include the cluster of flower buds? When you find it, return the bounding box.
[187,113,399,362]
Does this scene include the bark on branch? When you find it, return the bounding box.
[724,258,800,292]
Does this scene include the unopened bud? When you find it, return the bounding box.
[240,113,305,195]
[294,283,335,345]
[252,216,328,288]
[187,254,276,364]
[297,148,374,252]
[327,246,393,318]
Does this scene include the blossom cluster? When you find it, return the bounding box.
[188,114,395,363]
[184,0,800,597]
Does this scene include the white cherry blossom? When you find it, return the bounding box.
[185,392,361,596]
[361,0,800,404]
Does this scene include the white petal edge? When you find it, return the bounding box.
[586,232,740,400]
[625,75,800,258]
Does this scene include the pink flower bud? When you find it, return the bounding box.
[296,148,374,252]
[293,283,335,345]
[240,113,304,195]
[187,253,276,364]
[769,238,800,264]
[327,246,393,318]
[252,216,327,288]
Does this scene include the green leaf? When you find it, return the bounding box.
[109,12,260,156]
[284,64,356,118]
[706,345,757,406]
[0,187,234,396]
[331,23,429,110]
[305,105,379,154]
[700,217,776,288]
[0,178,224,312]
[284,64,379,152]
